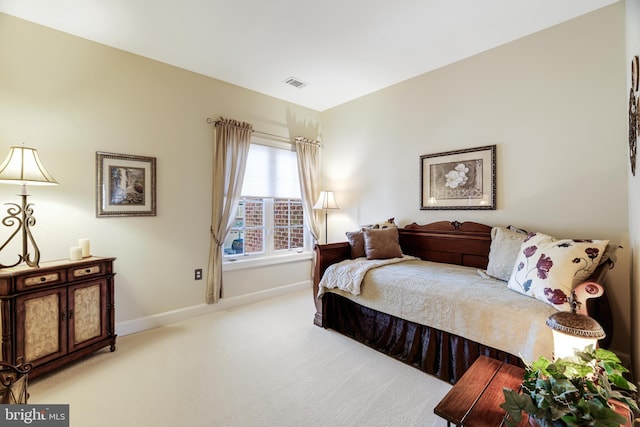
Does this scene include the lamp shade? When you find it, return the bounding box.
[0,146,58,186]
[546,311,605,360]
[313,191,339,210]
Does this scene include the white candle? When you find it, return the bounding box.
[79,238,90,258]
[70,246,83,261]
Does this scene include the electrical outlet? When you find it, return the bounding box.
[194,269,203,280]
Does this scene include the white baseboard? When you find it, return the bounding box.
[115,280,311,337]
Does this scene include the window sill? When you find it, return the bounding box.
[222,251,313,271]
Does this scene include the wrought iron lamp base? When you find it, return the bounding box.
[0,192,41,268]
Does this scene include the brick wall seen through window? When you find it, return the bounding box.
[224,197,304,257]
[274,199,304,250]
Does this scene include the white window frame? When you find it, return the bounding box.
[223,138,313,270]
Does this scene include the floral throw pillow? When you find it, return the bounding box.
[506,232,609,310]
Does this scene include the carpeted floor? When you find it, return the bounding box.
[29,289,452,427]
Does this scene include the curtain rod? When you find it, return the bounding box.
[206,118,322,147]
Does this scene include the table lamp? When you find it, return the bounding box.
[0,145,58,268]
[546,290,605,360]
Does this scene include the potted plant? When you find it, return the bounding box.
[501,345,638,427]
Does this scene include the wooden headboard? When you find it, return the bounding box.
[399,221,492,269]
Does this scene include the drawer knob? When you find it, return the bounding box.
[40,277,46,282]
[85,269,91,274]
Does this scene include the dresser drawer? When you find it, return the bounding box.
[68,262,107,282]
[16,269,67,292]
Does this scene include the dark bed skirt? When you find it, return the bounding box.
[322,292,524,384]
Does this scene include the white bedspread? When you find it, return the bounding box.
[321,259,557,361]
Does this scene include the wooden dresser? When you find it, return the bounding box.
[0,256,116,379]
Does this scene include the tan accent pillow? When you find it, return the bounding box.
[364,227,402,260]
[346,230,366,258]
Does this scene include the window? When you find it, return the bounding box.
[223,140,310,260]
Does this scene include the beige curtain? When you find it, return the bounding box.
[295,137,321,242]
[207,118,253,304]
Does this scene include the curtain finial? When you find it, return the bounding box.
[215,117,253,131]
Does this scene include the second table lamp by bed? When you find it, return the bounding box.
[313,191,339,244]
[546,303,605,360]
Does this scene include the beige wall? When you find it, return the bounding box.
[626,0,640,376]
[321,4,630,354]
[0,13,320,331]
[0,4,633,360]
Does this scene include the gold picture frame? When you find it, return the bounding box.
[420,145,496,210]
[96,152,157,217]
[633,56,639,92]
[631,89,638,176]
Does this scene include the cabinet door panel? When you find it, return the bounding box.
[68,280,108,352]
[16,288,67,366]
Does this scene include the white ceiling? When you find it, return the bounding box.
[0,0,619,111]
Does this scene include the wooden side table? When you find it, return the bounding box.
[434,356,527,427]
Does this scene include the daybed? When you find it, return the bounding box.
[312,221,613,384]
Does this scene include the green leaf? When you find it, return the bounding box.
[607,373,636,392]
[584,401,626,427]
[595,347,622,364]
[502,388,541,422]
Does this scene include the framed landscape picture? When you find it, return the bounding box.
[420,145,496,210]
[96,152,157,217]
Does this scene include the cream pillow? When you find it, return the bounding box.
[363,227,402,260]
[485,226,528,281]
[507,232,609,310]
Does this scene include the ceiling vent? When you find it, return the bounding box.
[283,77,308,89]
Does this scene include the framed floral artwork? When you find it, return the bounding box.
[420,145,496,210]
[96,152,157,217]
